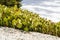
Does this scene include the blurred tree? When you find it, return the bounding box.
[0,0,22,8]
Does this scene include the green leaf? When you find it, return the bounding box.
[24,27,29,31]
[17,23,22,28]
[12,19,17,26]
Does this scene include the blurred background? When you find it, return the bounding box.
[21,0,60,22]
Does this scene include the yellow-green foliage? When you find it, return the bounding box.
[0,4,60,37]
[55,22,60,37]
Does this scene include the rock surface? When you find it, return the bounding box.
[0,27,60,40]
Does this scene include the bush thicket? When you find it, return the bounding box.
[0,0,22,8]
[0,4,60,37]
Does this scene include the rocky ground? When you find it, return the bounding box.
[0,27,60,40]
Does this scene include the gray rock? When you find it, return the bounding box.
[0,27,60,40]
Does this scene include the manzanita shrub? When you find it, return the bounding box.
[0,4,60,37]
